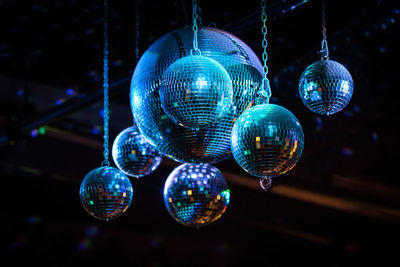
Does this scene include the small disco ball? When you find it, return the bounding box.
[299,59,353,115]
[231,104,304,179]
[163,163,230,228]
[112,125,162,178]
[131,26,263,163]
[160,55,233,129]
[79,166,133,220]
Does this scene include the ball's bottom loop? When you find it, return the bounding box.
[101,160,110,167]
[260,177,272,191]
[190,48,202,56]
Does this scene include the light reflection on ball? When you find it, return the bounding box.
[112,125,162,178]
[130,26,263,163]
[231,104,304,179]
[163,163,230,228]
[299,59,353,115]
[160,55,233,129]
[79,166,133,220]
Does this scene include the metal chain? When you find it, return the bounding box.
[102,0,110,167]
[191,0,201,55]
[319,0,329,60]
[135,0,140,65]
[259,0,271,103]
[132,0,140,126]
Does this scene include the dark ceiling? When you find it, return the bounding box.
[1,0,400,266]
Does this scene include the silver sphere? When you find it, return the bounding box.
[231,104,304,179]
[130,26,263,163]
[160,55,233,129]
[112,125,162,178]
[163,163,230,228]
[299,59,353,115]
[79,166,133,220]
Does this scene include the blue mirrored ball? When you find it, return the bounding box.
[79,166,133,220]
[130,26,263,163]
[160,55,233,129]
[231,104,304,179]
[299,59,353,115]
[163,163,230,228]
[112,125,162,178]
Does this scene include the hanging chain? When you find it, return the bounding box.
[135,0,140,65]
[258,0,271,104]
[102,0,110,167]
[319,0,329,60]
[132,0,140,126]
[191,0,201,55]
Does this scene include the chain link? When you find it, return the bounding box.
[135,0,140,64]
[192,0,200,55]
[260,0,271,102]
[319,0,329,60]
[102,0,110,167]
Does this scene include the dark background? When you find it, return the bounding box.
[1,0,399,266]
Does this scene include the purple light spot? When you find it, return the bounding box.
[341,147,354,157]
[91,125,101,135]
[342,110,354,117]
[55,98,65,105]
[17,88,24,96]
[66,88,76,96]
[85,226,99,237]
[371,132,379,142]
[30,129,38,138]
[99,109,105,118]
[314,116,323,132]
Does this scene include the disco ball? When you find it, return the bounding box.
[231,104,304,179]
[112,125,162,178]
[163,163,230,228]
[79,166,133,220]
[299,59,353,115]
[130,26,263,163]
[160,55,233,129]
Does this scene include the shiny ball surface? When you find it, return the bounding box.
[160,55,233,129]
[163,163,230,228]
[112,125,162,178]
[130,26,263,163]
[299,59,353,115]
[231,104,304,179]
[79,166,133,220]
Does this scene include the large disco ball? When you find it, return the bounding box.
[299,59,353,115]
[112,125,162,178]
[163,163,230,228]
[160,55,233,129]
[131,26,263,163]
[231,104,304,179]
[79,166,133,220]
